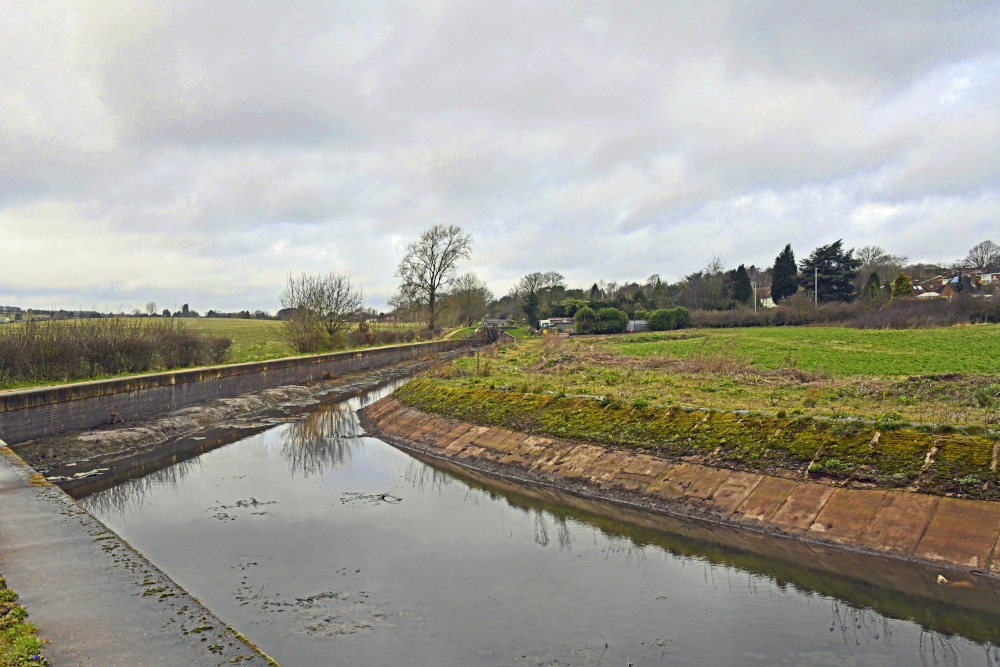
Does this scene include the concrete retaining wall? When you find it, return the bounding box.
[0,340,471,445]
[361,397,1000,580]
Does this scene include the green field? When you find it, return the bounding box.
[604,325,1000,377]
[184,319,294,364]
[400,323,1000,499]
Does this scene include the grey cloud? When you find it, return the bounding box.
[3,1,1000,312]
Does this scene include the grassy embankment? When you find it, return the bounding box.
[395,325,1000,500]
[0,575,45,666]
[0,319,436,391]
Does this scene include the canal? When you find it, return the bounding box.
[73,382,1000,666]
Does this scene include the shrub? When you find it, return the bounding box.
[574,306,595,334]
[594,307,628,334]
[648,307,690,331]
[648,308,673,331]
[0,318,233,385]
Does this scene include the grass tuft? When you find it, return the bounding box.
[0,575,46,667]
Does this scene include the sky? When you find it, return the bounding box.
[2,1,1000,313]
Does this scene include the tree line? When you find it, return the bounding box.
[277,226,1000,350]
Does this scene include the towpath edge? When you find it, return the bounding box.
[360,396,1000,580]
[0,441,279,666]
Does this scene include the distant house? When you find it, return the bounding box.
[938,275,983,298]
[918,275,950,292]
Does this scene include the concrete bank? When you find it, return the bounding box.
[0,443,277,666]
[360,397,1000,580]
[0,339,471,445]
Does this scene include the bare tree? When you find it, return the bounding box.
[279,271,364,351]
[449,272,494,326]
[315,271,365,337]
[395,224,473,330]
[855,245,908,290]
[144,301,157,316]
[965,240,1000,272]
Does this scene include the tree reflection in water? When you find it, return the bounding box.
[78,459,200,519]
[404,460,455,495]
[279,402,363,478]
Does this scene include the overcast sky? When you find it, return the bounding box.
[3,1,999,313]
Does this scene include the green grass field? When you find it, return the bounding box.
[604,325,1000,377]
[184,319,294,364]
[402,323,1000,499]
[432,323,1000,430]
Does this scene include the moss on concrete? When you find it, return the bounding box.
[395,378,1000,500]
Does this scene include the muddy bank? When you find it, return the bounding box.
[360,397,1000,580]
[13,352,463,485]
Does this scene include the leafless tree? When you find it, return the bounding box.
[965,239,1000,272]
[449,272,494,326]
[279,271,364,351]
[144,301,157,316]
[395,224,473,330]
[855,245,908,290]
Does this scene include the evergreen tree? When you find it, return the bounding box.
[862,271,884,307]
[771,244,798,303]
[731,264,753,305]
[797,240,861,303]
[891,273,912,299]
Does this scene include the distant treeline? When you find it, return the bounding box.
[688,292,1000,330]
[562,292,1000,334]
[0,318,231,387]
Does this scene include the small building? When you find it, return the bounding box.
[626,320,649,333]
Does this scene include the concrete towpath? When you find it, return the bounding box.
[0,442,276,667]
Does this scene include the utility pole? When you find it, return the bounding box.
[751,281,757,314]
[814,268,818,309]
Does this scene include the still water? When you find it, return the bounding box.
[77,383,1000,666]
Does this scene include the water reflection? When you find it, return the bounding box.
[279,402,362,478]
[80,458,200,519]
[404,459,455,495]
[78,383,1000,664]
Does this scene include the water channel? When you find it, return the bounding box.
[73,382,1000,666]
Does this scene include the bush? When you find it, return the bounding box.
[648,308,672,331]
[0,318,233,386]
[594,307,628,334]
[574,306,595,334]
[648,307,690,331]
